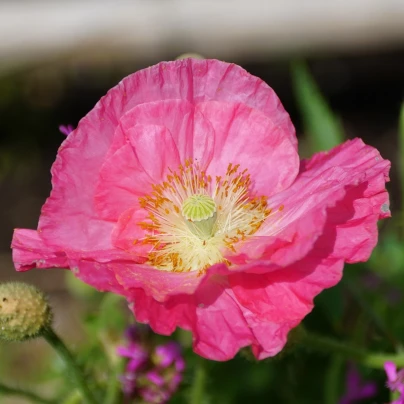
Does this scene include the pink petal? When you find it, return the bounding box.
[191,280,254,360]
[12,229,68,271]
[227,196,327,266]
[122,59,295,148]
[198,101,299,196]
[267,138,390,262]
[230,258,343,336]
[118,100,194,162]
[300,138,390,217]
[95,124,181,220]
[131,271,305,361]
[131,288,196,336]
[116,263,205,302]
[12,230,137,296]
[118,100,215,169]
[131,279,254,361]
[94,143,151,221]
[66,259,128,296]
[228,140,389,331]
[111,206,151,257]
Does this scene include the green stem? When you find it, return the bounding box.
[302,331,404,369]
[42,327,98,404]
[324,355,344,404]
[103,359,125,404]
[62,390,82,404]
[190,358,207,404]
[0,382,56,404]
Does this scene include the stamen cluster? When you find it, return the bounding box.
[137,160,270,272]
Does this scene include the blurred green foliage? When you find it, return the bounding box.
[291,60,345,152]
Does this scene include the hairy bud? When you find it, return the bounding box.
[0,282,52,341]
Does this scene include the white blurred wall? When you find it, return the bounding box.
[1,0,404,72]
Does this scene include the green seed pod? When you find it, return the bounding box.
[0,282,52,342]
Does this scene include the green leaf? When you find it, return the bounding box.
[291,60,345,152]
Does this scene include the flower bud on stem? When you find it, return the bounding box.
[0,282,52,341]
[42,322,98,404]
[0,283,98,404]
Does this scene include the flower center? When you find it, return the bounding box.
[137,160,270,273]
[182,194,217,240]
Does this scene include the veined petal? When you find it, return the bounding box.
[198,101,299,196]
[12,229,68,271]
[95,125,181,220]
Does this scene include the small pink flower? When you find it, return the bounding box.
[385,362,404,403]
[12,59,390,361]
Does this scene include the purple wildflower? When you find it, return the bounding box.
[339,363,377,404]
[385,362,404,404]
[155,341,185,372]
[116,325,185,403]
[59,124,74,136]
[117,341,148,373]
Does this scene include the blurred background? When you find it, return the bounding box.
[1,1,404,403]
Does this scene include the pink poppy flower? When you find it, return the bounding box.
[11,59,390,361]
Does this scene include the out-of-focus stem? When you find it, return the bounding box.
[190,357,207,404]
[103,358,125,404]
[42,327,98,404]
[324,355,344,404]
[0,382,56,404]
[302,331,404,369]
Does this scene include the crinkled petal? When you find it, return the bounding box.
[198,101,299,195]
[119,100,216,170]
[118,100,194,163]
[262,138,390,262]
[94,143,151,221]
[116,263,207,302]
[228,140,389,335]
[131,288,196,335]
[122,59,295,147]
[95,124,181,220]
[227,197,327,266]
[228,139,389,265]
[12,229,68,271]
[131,279,254,361]
[66,259,128,296]
[191,280,253,360]
[230,258,343,336]
[111,205,151,258]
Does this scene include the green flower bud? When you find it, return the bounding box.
[0,282,52,341]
